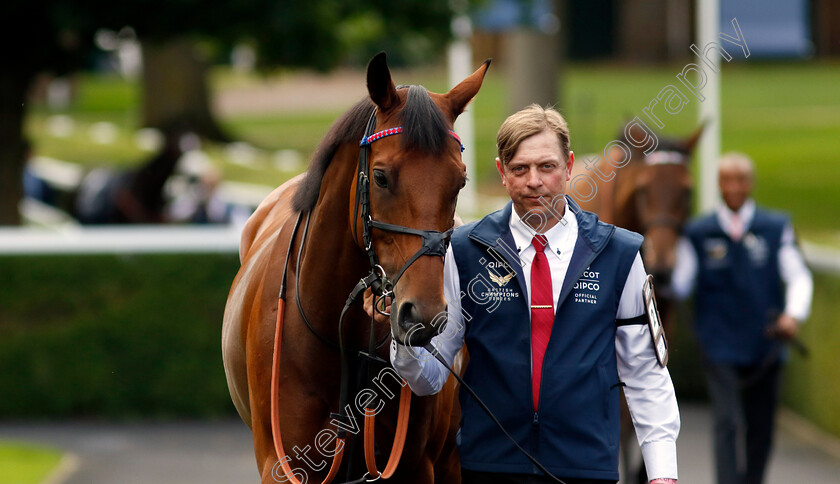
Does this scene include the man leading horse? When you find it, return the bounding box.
[390,105,680,484]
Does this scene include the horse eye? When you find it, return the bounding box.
[373,170,388,188]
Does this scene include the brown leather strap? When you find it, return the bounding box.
[363,384,412,479]
[271,298,345,484]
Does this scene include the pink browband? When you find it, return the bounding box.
[360,127,465,152]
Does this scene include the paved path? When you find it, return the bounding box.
[0,420,255,484]
[2,405,840,483]
[676,406,840,483]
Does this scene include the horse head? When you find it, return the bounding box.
[358,53,489,347]
[622,123,704,294]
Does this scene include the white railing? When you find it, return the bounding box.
[2,224,838,278]
[801,242,840,275]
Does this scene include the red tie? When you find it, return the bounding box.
[530,235,554,411]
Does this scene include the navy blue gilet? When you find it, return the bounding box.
[450,198,642,480]
[684,208,787,365]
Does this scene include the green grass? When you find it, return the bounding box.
[783,273,840,438]
[0,441,62,484]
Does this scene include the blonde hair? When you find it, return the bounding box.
[496,104,570,165]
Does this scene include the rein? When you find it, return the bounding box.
[271,212,345,483]
[269,107,462,483]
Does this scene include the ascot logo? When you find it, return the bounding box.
[574,268,601,305]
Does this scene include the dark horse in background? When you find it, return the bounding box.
[571,121,703,483]
[223,53,489,483]
[73,126,186,224]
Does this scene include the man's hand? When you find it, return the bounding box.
[650,479,677,484]
[768,313,799,341]
[363,289,392,325]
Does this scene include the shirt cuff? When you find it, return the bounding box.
[642,440,678,480]
[390,341,439,396]
[393,341,420,361]
[784,308,808,323]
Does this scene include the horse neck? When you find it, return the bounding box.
[296,144,370,339]
[611,161,644,232]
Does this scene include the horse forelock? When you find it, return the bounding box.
[292,85,455,213]
[399,85,451,156]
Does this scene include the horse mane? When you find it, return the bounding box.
[292,85,451,212]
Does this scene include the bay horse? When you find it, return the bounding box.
[571,121,703,483]
[222,53,489,484]
[572,121,704,317]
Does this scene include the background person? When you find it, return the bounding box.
[671,152,813,484]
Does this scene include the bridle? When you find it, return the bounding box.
[352,108,461,301]
[291,108,462,350]
[635,149,691,233]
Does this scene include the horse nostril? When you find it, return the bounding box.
[397,302,422,332]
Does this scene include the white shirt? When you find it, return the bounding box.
[671,199,813,321]
[390,200,680,480]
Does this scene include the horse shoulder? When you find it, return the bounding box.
[224,173,304,428]
[239,173,305,262]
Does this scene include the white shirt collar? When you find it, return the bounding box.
[508,197,577,255]
[717,198,755,235]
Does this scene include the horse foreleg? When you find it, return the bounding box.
[254,420,283,484]
[432,436,461,484]
[401,457,436,484]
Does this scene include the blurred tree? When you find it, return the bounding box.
[0,0,459,225]
[0,1,95,225]
[140,39,230,142]
[494,0,566,114]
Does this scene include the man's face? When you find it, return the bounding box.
[718,164,753,212]
[496,129,574,229]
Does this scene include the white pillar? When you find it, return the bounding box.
[448,14,477,218]
[697,0,721,212]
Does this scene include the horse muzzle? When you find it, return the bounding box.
[392,300,446,347]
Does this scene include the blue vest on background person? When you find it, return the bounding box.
[450,197,642,481]
[684,208,787,366]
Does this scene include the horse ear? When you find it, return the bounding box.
[445,59,492,120]
[624,120,645,146]
[367,52,400,112]
[682,121,707,152]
